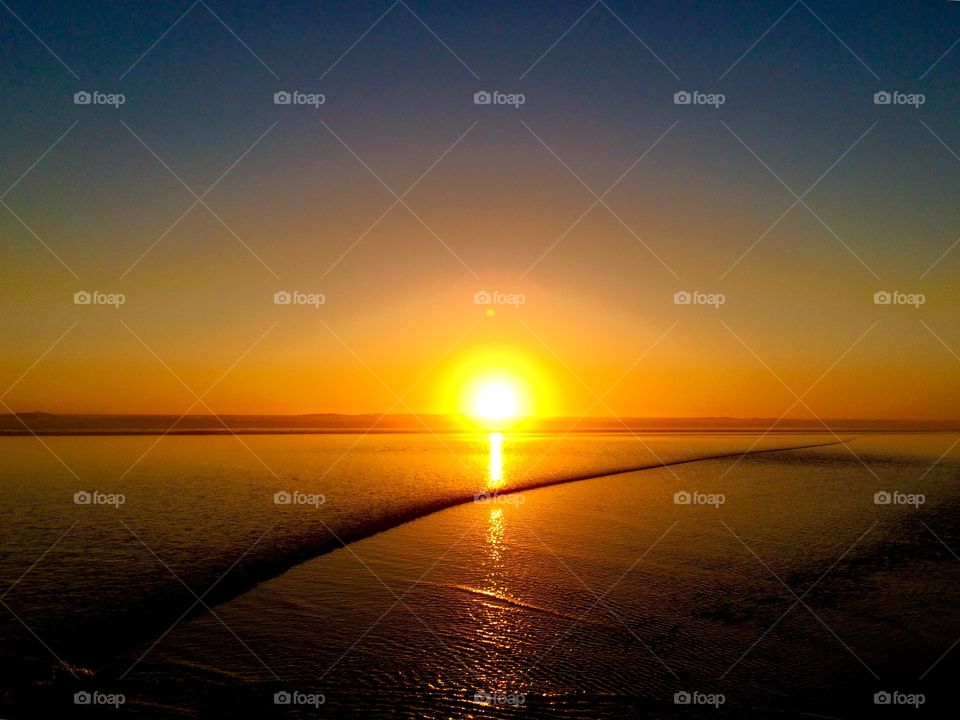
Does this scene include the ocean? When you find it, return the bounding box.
[1,432,958,717]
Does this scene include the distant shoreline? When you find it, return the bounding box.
[1,413,957,436]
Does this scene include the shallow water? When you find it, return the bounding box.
[2,433,959,717]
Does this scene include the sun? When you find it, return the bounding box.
[443,348,547,427]
[470,380,520,421]
[459,370,533,427]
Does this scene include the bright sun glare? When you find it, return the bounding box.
[470,381,520,421]
[448,350,542,426]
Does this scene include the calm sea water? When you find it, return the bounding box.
[2,433,959,717]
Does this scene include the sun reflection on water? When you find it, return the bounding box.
[472,431,535,698]
[486,507,505,562]
[487,431,504,488]
[483,432,508,601]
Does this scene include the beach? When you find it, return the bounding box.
[2,432,958,717]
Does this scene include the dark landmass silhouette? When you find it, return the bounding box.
[1,412,956,435]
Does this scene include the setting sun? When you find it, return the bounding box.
[1,3,958,717]
[461,372,533,427]
[470,381,520,421]
[442,347,548,424]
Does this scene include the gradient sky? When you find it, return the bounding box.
[1,0,959,419]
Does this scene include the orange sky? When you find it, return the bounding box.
[3,14,960,421]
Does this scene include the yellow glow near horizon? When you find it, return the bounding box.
[460,371,534,427]
[471,382,519,421]
[443,347,546,425]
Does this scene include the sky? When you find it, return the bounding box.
[1,0,959,419]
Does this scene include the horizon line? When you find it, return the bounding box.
[2,412,958,437]
[3,411,960,423]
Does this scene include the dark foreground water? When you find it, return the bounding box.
[1,432,958,717]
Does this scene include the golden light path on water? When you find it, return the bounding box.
[476,430,524,698]
[487,432,504,488]
[484,432,507,598]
